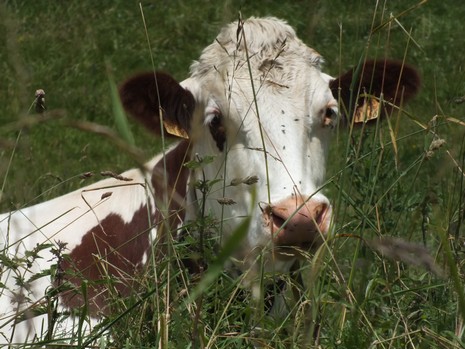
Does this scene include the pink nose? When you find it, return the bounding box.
[263,195,331,251]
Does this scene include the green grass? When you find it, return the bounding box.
[1,0,465,348]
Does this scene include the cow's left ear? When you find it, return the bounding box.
[119,72,195,138]
[330,60,421,124]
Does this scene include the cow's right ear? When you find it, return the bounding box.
[119,72,195,138]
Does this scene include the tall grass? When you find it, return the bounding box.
[1,1,464,348]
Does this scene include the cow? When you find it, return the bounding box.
[0,17,420,345]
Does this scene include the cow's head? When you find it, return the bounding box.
[120,17,420,273]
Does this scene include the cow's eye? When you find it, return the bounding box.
[325,107,336,119]
[210,114,221,127]
[322,106,338,128]
[207,111,226,151]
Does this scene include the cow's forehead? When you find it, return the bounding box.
[189,17,324,83]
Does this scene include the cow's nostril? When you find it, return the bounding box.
[271,212,286,229]
[314,203,327,225]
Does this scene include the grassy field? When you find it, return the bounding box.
[1,0,465,348]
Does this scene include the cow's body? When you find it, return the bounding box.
[0,17,420,345]
[0,154,160,343]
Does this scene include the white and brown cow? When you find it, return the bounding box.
[0,17,420,344]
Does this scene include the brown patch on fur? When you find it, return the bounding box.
[59,141,192,315]
[152,140,191,228]
[119,72,195,136]
[151,140,191,261]
[59,204,154,315]
[330,59,421,124]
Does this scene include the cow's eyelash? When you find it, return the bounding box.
[205,109,222,126]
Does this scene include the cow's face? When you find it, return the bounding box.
[119,17,420,274]
[181,18,335,271]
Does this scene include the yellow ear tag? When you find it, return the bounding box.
[163,118,189,139]
[353,98,380,124]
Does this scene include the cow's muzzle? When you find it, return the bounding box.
[262,195,331,258]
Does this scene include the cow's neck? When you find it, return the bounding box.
[152,140,191,226]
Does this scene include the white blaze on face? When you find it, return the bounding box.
[184,17,336,271]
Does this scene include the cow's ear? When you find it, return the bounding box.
[119,72,195,138]
[330,59,420,124]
